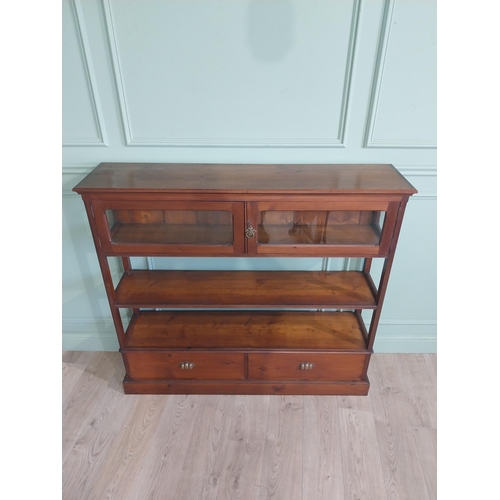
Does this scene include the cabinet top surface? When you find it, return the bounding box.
[73,163,417,195]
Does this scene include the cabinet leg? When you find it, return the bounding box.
[366,198,409,351]
[82,197,127,349]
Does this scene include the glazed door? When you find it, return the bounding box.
[92,199,245,256]
[245,200,399,257]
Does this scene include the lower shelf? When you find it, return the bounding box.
[122,378,370,396]
[125,310,368,350]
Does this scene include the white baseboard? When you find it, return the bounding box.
[63,317,122,351]
[371,319,437,353]
[63,333,119,351]
[373,336,436,353]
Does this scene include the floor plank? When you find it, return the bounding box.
[369,354,434,500]
[337,394,388,500]
[302,396,345,500]
[62,352,436,500]
[127,395,203,500]
[170,395,233,499]
[216,395,270,500]
[62,352,117,463]
[259,396,303,500]
[394,354,437,429]
[62,390,139,499]
[85,394,169,500]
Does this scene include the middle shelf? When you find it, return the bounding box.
[114,270,377,309]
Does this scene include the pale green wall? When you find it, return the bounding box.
[62,0,436,352]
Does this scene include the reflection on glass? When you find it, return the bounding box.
[258,210,384,246]
[106,210,233,245]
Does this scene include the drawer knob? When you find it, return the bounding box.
[179,361,195,370]
[299,362,314,370]
[245,223,257,238]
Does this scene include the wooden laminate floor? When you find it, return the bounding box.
[62,352,436,500]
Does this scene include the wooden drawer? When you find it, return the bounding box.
[248,352,368,381]
[124,351,245,380]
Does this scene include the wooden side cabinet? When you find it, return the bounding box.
[73,163,417,395]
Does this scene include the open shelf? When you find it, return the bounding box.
[125,310,368,350]
[115,270,377,309]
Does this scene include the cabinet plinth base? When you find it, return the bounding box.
[122,377,370,396]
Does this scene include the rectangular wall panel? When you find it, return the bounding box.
[62,0,107,146]
[104,0,360,146]
[365,0,437,148]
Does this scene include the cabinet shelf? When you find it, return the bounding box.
[258,224,381,246]
[109,222,381,247]
[115,270,377,309]
[125,310,368,350]
[110,223,233,246]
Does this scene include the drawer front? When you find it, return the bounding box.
[248,352,368,381]
[124,352,245,380]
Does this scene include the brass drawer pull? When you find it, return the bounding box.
[299,362,314,370]
[179,362,195,370]
[245,223,257,238]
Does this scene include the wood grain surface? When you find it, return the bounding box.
[114,270,377,309]
[73,163,417,194]
[62,352,436,500]
[125,310,367,350]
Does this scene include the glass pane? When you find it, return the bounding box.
[258,210,385,246]
[105,209,233,245]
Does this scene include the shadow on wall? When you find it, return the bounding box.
[246,0,294,61]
